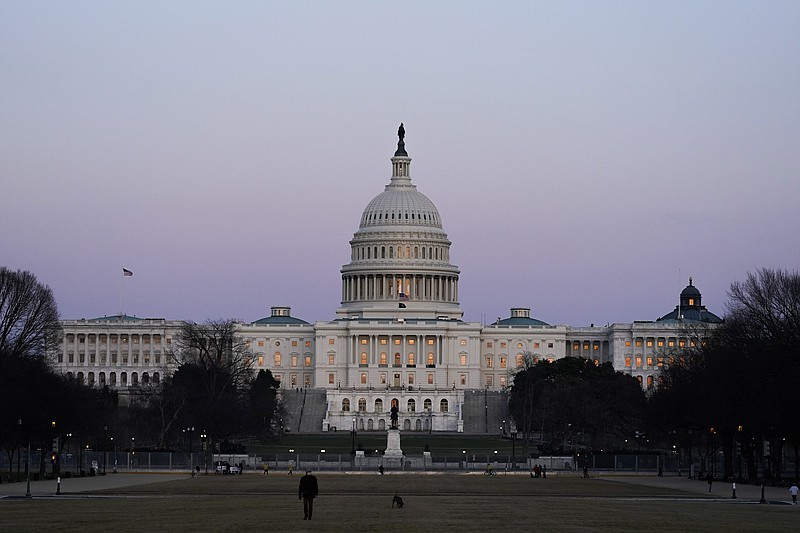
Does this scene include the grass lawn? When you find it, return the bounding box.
[1,474,796,532]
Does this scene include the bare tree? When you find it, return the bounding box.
[166,320,255,462]
[0,267,60,360]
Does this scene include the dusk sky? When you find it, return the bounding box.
[2,1,798,327]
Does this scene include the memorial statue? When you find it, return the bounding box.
[397,122,405,142]
[390,405,399,429]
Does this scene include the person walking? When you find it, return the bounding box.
[706,472,713,492]
[790,482,798,504]
[263,462,269,476]
[299,470,319,520]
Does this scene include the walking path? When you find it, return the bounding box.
[0,472,187,498]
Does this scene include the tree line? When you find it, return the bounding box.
[509,268,799,483]
[0,267,280,478]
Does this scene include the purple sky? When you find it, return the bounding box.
[2,2,799,327]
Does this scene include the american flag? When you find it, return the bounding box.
[122,268,133,277]
[399,292,409,301]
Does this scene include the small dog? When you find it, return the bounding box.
[392,493,404,508]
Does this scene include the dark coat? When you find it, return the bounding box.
[299,474,319,499]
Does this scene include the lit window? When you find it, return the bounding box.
[360,352,368,365]
[408,353,415,365]
[394,339,401,345]
[304,356,311,367]
[625,357,632,367]
[593,344,599,350]
[460,374,467,385]
[487,341,493,348]
[329,354,335,365]
[500,357,506,369]
[647,340,653,347]
[258,341,264,347]
[679,340,686,347]
[636,340,643,347]
[258,356,264,366]
[460,339,467,346]
[380,352,387,365]
[394,353,401,366]
[688,298,695,306]
[486,356,493,368]
[534,342,540,349]
[485,375,493,387]
[380,373,387,384]
[408,339,415,345]
[305,341,312,347]
[381,339,388,345]
[500,342,507,349]
[427,353,434,365]
[329,338,335,345]
[636,356,642,367]
[427,339,434,345]
[360,373,367,384]
[516,354,523,368]
[573,342,580,350]
[460,354,467,366]
[668,340,675,347]
[646,357,653,366]
[361,338,368,345]
[625,341,631,347]
[517,343,523,348]
[328,373,335,384]
[408,373,414,384]
[427,374,434,385]
[292,341,298,347]
[274,353,282,366]
[499,376,507,388]
[657,340,664,347]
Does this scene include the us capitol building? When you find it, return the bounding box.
[54,127,722,433]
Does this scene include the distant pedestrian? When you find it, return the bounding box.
[658,466,663,477]
[299,470,319,520]
[263,463,269,476]
[542,465,546,479]
[583,465,589,479]
[288,462,294,475]
[790,482,798,504]
[706,472,713,492]
[379,464,384,475]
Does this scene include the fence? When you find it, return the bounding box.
[1,451,794,478]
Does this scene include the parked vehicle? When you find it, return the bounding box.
[214,461,230,474]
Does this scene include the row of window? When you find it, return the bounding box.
[353,244,448,261]
[65,370,160,387]
[250,339,313,348]
[259,353,313,367]
[486,341,554,349]
[61,352,162,365]
[341,397,449,413]
[65,334,168,344]
[625,339,696,348]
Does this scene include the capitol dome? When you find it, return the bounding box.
[337,126,462,320]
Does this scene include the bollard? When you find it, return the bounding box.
[56,476,61,495]
[731,482,736,499]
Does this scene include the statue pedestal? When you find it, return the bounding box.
[382,429,404,469]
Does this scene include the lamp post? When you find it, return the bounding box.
[200,432,208,475]
[18,419,30,498]
[103,425,108,475]
[462,450,467,471]
[351,418,357,455]
[511,428,517,469]
[187,426,195,469]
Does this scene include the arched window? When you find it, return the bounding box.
[394,353,401,366]
[407,399,416,412]
[427,352,434,366]
[415,419,422,431]
[360,372,367,384]
[440,399,449,412]
[379,419,386,430]
[375,399,383,412]
[358,398,367,412]
[360,352,367,365]
[88,372,95,385]
[646,375,654,388]
[274,352,282,366]
[368,419,374,430]
[403,419,411,430]
[380,352,387,365]
[153,372,160,383]
[142,372,149,384]
[342,398,350,411]
[423,398,432,411]
[407,353,415,365]
[132,372,139,385]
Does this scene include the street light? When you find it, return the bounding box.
[18,419,30,498]
[511,428,517,469]
[103,425,108,475]
[351,418,357,455]
[200,432,208,475]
